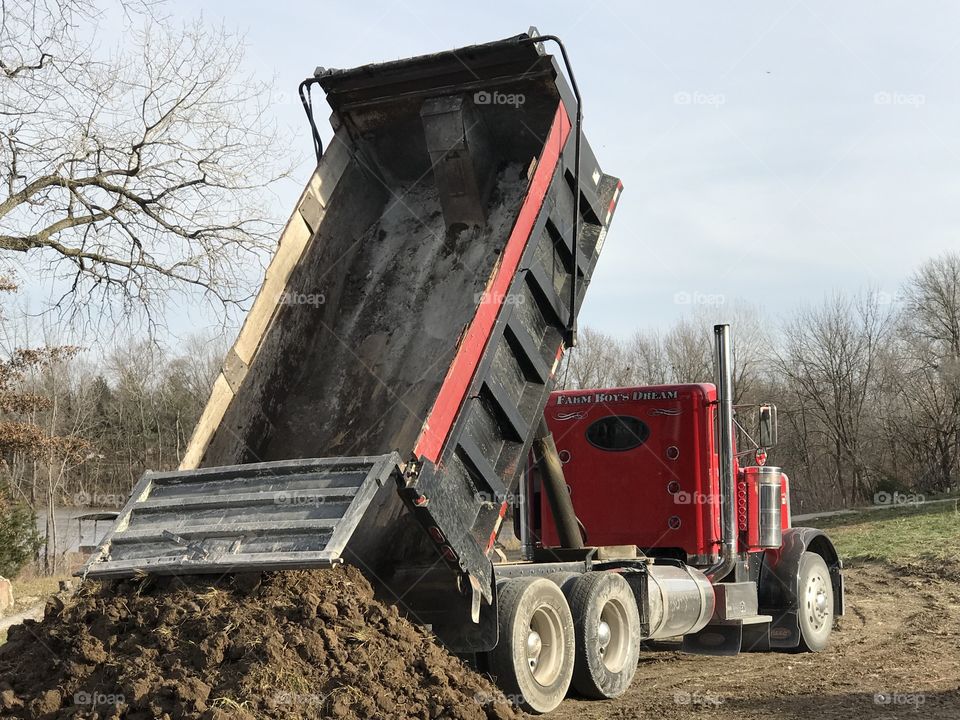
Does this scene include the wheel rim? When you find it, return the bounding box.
[597,598,630,673]
[527,604,564,686]
[805,568,831,633]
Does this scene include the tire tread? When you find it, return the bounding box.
[567,572,641,699]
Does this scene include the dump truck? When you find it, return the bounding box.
[84,30,844,714]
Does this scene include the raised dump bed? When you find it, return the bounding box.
[85,32,622,624]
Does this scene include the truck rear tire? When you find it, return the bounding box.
[567,572,641,699]
[488,577,575,714]
[797,551,834,652]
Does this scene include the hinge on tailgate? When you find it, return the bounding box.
[402,458,422,487]
[161,530,210,561]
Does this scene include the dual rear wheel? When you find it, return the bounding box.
[568,572,642,699]
[486,573,641,714]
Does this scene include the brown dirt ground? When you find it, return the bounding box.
[0,565,519,720]
[551,561,960,720]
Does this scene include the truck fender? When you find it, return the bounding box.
[758,527,844,648]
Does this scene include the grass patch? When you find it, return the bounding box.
[1,570,73,645]
[815,500,960,565]
[11,573,70,603]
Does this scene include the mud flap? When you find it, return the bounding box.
[768,610,802,649]
[682,623,743,656]
[435,576,499,653]
[682,616,773,655]
[741,622,771,652]
[380,564,499,653]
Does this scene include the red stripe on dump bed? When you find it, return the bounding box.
[414,103,572,463]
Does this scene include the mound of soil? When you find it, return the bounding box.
[0,566,521,720]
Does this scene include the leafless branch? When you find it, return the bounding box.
[0,1,295,329]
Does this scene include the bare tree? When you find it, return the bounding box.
[561,327,633,390]
[565,306,770,396]
[725,304,770,404]
[772,291,891,505]
[1,0,292,327]
[168,331,229,403]
[904,251,960,356]
[892,252,960,492]
[662,316,712,385]
[624,329,669,385]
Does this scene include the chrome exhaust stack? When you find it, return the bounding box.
[705,323,737,582]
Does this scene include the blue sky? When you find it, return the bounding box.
[159,1,960,337]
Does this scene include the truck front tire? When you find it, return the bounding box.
[797,551,834,652]
[488,577,575,714]
[567,572,641,699]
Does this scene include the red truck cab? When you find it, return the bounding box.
[537,383,794,565]
[539,384,722,562]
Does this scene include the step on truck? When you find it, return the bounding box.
[85,30,844,715]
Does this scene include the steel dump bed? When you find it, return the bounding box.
[84,33,622,607]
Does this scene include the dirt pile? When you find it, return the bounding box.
[0,566,521,720]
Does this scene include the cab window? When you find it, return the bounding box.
[585,416,649,451]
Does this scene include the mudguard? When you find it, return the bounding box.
[759,526,844,649]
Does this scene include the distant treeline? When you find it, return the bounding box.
[0,330,225,571]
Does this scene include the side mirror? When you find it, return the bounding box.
[758,404,778,448]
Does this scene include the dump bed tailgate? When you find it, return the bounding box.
[85,455,402,578]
